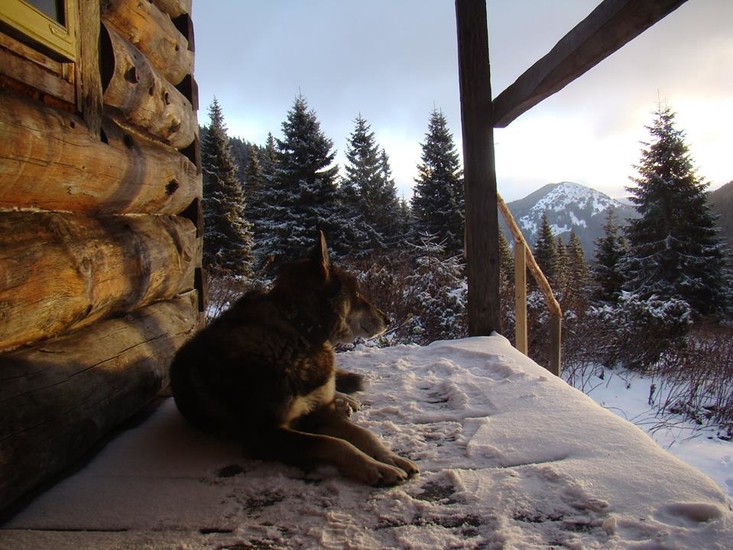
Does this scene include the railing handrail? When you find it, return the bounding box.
[497,193,562,375]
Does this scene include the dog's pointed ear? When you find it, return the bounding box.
[312,230,330,279]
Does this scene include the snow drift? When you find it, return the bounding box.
[2,335,731,549]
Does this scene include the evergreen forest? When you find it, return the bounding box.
[201,96,733,437]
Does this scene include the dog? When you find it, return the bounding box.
[170,231,418,486]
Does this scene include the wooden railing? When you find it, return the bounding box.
[497,194,562,376]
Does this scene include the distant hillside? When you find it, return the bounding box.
[504,182,638,258]
[709,180,733,246]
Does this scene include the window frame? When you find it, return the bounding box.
[0,0,77,61]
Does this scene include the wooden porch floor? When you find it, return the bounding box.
[1,336,731,549]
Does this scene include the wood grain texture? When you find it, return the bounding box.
[0,91,201,215]
[153,0,191,18]
[102,0,193,86]
[0,212,198,353]
[455,0,502,335]
[77,0,104,136]
[0,44,74,105]
[101,23,196,149]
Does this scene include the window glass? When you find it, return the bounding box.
[26,0,65,26]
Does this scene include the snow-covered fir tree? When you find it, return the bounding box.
[402,232,467,345]
[591,207,627,304]
[200,98,253,276]
[624,104,729,317]
[555,235,568,292]
[533,211,557,286]
[341,116,405,254]
[498,228,514,285]
[411,109,464,257]
[257,96,341,266]
[565,230,589,302]
[375,148,406,248]
[340,115,389,254]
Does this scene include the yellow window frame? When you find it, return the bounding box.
[0,0,77,61]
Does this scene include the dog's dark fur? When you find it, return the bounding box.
[170,232,418,486]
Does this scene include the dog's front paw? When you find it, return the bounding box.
[363,460,410,487]
[333,391,360,417]
[390,455,419,478]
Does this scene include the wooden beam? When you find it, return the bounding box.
[152,0,192,18]
[492,0,688,128]
[514,242,528,355]
[77,0,103,137]
[455,0,502,335]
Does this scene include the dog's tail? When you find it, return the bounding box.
[335,370,364,394]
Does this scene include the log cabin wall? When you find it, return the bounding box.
[0,0,203,513]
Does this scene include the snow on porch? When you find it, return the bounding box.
[2,335,731,549]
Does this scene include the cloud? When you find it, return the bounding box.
[194,0,733,202]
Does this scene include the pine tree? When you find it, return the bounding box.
[566,230,589,299]
[555,235,568,292]
[200,98,253,276]
[260,96,341,266]
[533,211,557,286]
[243,144,265,232]
[411,109,465,257]
[228,136,253,186]
[340,115,388,254]
[498,228,514,285]
[591,207,627,304]
[375,148,404,247]
[624,103,728,316]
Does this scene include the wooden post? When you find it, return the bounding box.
[455,0,501,336]
[549,314,562,377]
[514,242,528,354]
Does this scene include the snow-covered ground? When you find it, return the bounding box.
[566,365,733,507]
[2,335,731,549]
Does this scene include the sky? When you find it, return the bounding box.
[192,1,733,202]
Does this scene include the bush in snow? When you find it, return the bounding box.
[585,292,691,371]
[649,324,733,439]
[349,236,467,346]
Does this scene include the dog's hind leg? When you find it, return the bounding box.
[261,426,410,487]
[335,370,364,393]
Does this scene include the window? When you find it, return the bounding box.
[0,0,77,61]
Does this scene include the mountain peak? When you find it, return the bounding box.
[504,182,638,257]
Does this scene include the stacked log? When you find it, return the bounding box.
[0,92,199,215]
[0,0,202,512]
[0,292,199,511]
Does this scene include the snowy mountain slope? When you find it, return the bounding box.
[505,182,638,257]
[4,336,731,549]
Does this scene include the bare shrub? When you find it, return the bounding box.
[649,324,733,438]
[205,272,261,323]
[347,247,468,346]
